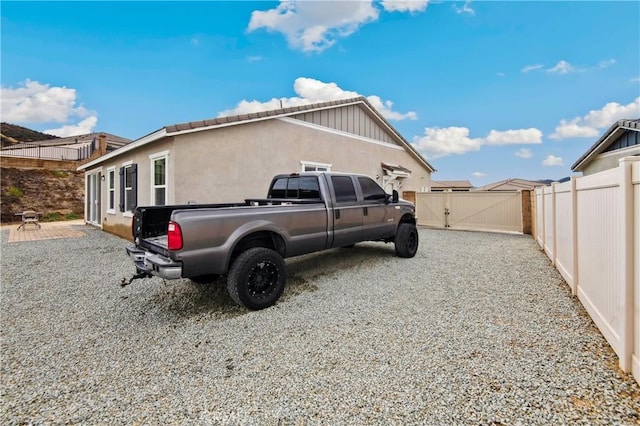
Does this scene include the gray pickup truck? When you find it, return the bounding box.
[124,172,418,309]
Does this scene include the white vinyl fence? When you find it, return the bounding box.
[416,191,523,233]
[534,157,640,384]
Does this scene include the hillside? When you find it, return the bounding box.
[1,123,83,223]
[1,122,59,147]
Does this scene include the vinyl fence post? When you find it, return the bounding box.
[618,156,638,372]
[570,176,578,297]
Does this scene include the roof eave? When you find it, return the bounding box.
[77,128,167,171]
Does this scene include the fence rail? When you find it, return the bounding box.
[534,156,640,384]
[0,141,94,161]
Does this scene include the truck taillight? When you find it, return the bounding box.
[167,221,183,251]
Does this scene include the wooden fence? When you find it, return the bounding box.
[534,156,640,384]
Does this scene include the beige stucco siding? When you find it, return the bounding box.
[84,137,176,237]
[172,118,431,204]
[581,146,640,175]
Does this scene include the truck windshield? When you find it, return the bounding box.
[269,177,320,199]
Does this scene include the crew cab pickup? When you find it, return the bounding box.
[124,172,418,310]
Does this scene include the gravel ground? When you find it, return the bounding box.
[1,225,639,424]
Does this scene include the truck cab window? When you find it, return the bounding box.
[358,176,387,201]
[269,176,320,199]
[270,178,287,198]
[332,176,357,203]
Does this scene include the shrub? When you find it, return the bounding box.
[6,186,23,198]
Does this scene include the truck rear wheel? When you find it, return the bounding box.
[227,247,286,310]
[395,223,418,258]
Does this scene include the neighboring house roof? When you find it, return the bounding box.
[78,97,435,172]
[473,178,544,191]
[572,119,640,172]
[2,132,131,151]
[431,180,473,190]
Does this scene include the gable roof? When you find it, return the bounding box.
[572,119,640,172]
[431,180,473,190]
[473,178,544,191]
[79,97,435,172]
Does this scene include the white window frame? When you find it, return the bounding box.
[122,160,134,217]
[107,166,116,214]
[300,160,332,172]
[149,150,169,206]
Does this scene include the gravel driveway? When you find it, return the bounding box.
[1,225,639,424]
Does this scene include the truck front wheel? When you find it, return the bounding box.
[395,223,419,258]
[227,247,286,310]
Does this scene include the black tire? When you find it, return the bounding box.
[227,247,286,310]
[189,274,219,284]
[395,223,419,258]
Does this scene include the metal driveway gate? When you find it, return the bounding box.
[415,191,523,233]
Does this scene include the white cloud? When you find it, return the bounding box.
[472,171,487,177]
[381,0,428,13]
[598,59,616,68]
[631,77,640,83]
[550,97,640,140]
[247,0,379,53]
[485,128,543,145]
[522,64,543,74]
[1,79,88,123]
[453,0,474,15]
[496,72,505,78]
[247,55,263,62]
[548,60,575,75]
[412,127,483,159]
[44,116,98,137]
[218,77,417,121]
[0,79,98,136]
[542,155,564,166]
[515,148,533,159]
[412,125,545,159]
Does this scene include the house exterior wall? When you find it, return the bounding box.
[581,145,640,175]
[84,116,431,239]
[83,137,176,238]
[172,118,430,203]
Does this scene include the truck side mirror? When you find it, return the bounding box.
[392,190,399,203]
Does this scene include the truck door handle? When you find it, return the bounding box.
[335,209,341,220]
[363,207,368,216]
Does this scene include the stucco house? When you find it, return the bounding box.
[430,180,473,192]
[473,178,545,192]
[572,118,640,175]
[78,97,435,238]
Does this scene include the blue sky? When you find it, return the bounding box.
[2,1,639,186]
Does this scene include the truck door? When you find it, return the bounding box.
[329,175,363,247]
[357,176,396,241]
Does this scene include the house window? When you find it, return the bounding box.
[301,161,332,172]
[150,152,168,206]
[119,163,137,213]
[107,167,116,213]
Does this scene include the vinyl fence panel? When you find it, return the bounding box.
[534,156,639,382]
[416,191,523,233]
[633,161,640,384]
[554,181,576,293]
[448,192,522,233]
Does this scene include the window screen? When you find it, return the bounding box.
[332,176,357,203]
